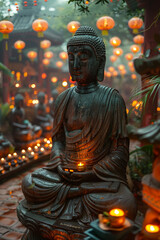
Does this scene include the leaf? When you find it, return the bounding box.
[144,49,150,58]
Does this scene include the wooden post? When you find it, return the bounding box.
[38,47,44,88]
[2,39,10,103]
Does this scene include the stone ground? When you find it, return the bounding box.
[0,140,146,240]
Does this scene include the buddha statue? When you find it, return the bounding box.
[11,94,42,145]
[34,92,53,138]
[18,26,137,239]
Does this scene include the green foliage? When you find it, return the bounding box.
[129,144,153,181]
[0,103,10,126]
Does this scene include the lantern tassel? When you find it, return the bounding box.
[5,40,8,51]
[19,53,22,62]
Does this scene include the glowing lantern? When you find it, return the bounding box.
[104,71,112,77]
[0,20,14,50]
[113,48,123,56]
[131,74,137,79]
[51,77,58,83]
[59,52,68,60]
[120,69,126,75]
[27,51,37,61]
[128,17,143,34]
[56,61,63,68]
[41,73,47,79]
[128,61,134,67]
[67,21,80,34]
[110,55,117,63]
[14,40,25,52]
[42,58,50,65]
[40,40,51,49]
[62,80,68,87]
[125,53,133,61]
[96,16,115,35]
[130,67,135,72]
[112,71,118,77]
[108,66,115,72]
[133,35,144,45]
[32,19,48,37]
[118,65,125,71]
[44,51,54,59]
[130,44,140,54]
[109,37,121,48]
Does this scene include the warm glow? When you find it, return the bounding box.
[37,143,40,147]
[16,72,21,81]
[59,52,68,60]
[128,61,134,67]
[44,51,54,59]
[42,58,50,65]
[118,65,125,71]
[113,48,123,56]
[28,147,32,152]
[131,74,137,79]
[32,19,48,32]
[62,80,68,87]
[15,83,20,88]
[112,71,118,77]
[108,66,115,72]
[1,158,5,163]
[14,40,25,50]
[31,84,36,88]
[34,146,38,151]
[157,107,160,111]
[10,105,14,109]
[51,77,58,83]
[44,138,48,142]
[130,44,140,53]
[0,20,14,35]
[133,35,144,45]
[96,16,115,35]
[56,61,63,68]
[13,152,17,158]
[42,73,47,79]
[40,147,45,152]
[110,55,117,63]
[109,37,121,48]
[40,40,51,49]
[8,154,12,159]
[31,151,35,156]
[125,53,133,61]
[132,100,138,107]
[104,71,112,78]
[145,224,160,233]
[24,72,28,77]
[21,149,26,154]
[109,208,124,217]
[78,162,84,167]
[70,84,75,87]
[126,109,129,114]
[67,21,80,34]
[128,17,143,33]
[27,51,37,60]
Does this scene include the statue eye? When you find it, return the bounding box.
[80,53,89,60]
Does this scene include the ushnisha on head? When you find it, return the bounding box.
[67,26,106,82]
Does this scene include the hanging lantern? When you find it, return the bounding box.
[113,47,123,57]
[130,44,140,54]
[41,73,47,79]
[27,51,37,61]
[40,40,51,49]
[120,69,126,75]
[125,53,133,61]
[14,40,25,61]
[129,67,135,72]
[104,71,112,78]
[42,58,50,65]
[118,65,125,71]
[108,66,115,72]
[44,51,54,59]
[128,17,143,34]
[110,55,117,63]
[59,52,68,60]
[67,21,80,34]
[51,77,58,83]
[109,37,121,48]
[112,71,118,77]
[128,61,134,67]
[96,16,115,36]
[32,19,48,37]
[0,20,14,50]
[56,61,63,68]
[62,80,68,87]
[133,35,144,45]
[131,74,137,79]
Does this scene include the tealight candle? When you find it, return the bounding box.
[34,146,39,152]
[49,143,52,149]
[77,162,85,172]
[37,143,40,147]
[31,151,35,156]
[47,140,50,144]
[1,158,5,165]
[39,147,45,154]
[143,224,160,239]
[44,138,48,143]
[13,152,18,158]
[108,208,125,228]
[21,149,26,155]
[27,147,32,152]
[7,154,12,160]
[22,155,28,162]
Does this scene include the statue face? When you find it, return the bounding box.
[68,45,99,85]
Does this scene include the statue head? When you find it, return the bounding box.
[15,94,24,108]
[67,26,106,84]
[38,92,46,104]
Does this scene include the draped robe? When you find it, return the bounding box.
[22,84,137,224]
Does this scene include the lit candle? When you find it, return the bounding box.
[0,167,3,174]
[77,162,85,172]
[34,146,39,152]
[143,224,160,239]
[49,143,52,149]
[40,147,45,153]
[13,152,18,158]
[108,208,125,228]
[1,158,5,165]
[44,138,48,143]
[37,143,40,147]
[27,147,32,152]
[7,154,12,160]
[22,155,28,162]
[21,149,26,155]
[47,140,50,144]
[31,151,35,156]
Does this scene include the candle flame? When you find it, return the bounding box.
[109,208,124,217]
[145,224,160,233]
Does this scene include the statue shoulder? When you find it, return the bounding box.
[54,87,75,108]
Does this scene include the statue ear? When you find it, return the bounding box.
[97,57,106,82]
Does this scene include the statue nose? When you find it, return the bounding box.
[73,56,80,69]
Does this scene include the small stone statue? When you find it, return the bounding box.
[34,92,53,138]
[11,94,42,144]
[18,26,136,239]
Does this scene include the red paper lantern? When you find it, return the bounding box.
[125,53,133,61]
[130,44,140,54]
[112,71,118,77]
[42,73,47,79]
[59,52,68,60]
[40,40,51,49]
[96,16,115,35]
[27,51,37,61]
[0,20,14,38]
[128,17,143,34]
[44,51,54,59]
[128,61,134,67]
[113,48,123,56]
[108,66,115,72]
[110,55,117,63]
[133,35,144,45]
[67,21,80,34]
[56,61,63,68]
[42,59,50,65]
[32,19,48,37]
[104,71,112,77]
[109,37,121,48]
[14,40,25,52]
[118,65,125,71]
[131,74,137,79]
